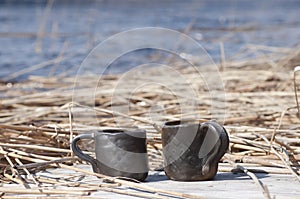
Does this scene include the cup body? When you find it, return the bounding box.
[71,128,149,181]
[162,120,229,181]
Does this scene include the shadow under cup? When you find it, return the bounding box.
[71,129,149,181]
[162,120,229,181]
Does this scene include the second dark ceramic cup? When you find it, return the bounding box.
[162,120,229,181]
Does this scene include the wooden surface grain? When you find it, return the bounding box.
[2,165,298,199]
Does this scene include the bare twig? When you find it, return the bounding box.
[35,0,54,54]
[220,42,226,71]
[258,134,300,182]
[225,157,273,199]
[294,66,300,118]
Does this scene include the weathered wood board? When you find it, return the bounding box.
[2,165,299,199]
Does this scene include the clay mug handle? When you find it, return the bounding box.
[71,133,100,173]
[198,121,229,159]
[198,121,229,179]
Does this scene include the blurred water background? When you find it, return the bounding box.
[0,0,299,81]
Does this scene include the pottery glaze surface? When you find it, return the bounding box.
[71,129,149,181]
[162,121,229,181]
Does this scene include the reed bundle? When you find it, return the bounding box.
[0,44,299,198]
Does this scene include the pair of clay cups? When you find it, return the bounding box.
[71,120,229,181]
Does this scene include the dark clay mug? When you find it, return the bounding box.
[71,129,149,181]
[162,120,229,181]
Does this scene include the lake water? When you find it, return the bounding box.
[0,0,300,81]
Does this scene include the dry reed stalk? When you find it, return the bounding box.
[99,187,172,199]
[0,124,70,134]
[14,158,40,187]
[218,164,298,174]
[0,143,71,153]
[0,197,100,199]
[49,41,69,77]
[68,104,74,154]
[229,143,267,153]
[35,0,54,54]
[220,42,226,71]
[15,158,77,170]
[294,66,300,117]
[0,187,95,195]
[33,175,120,189]
[224,154,285,168]
[258,134,300,182]
[225,158,272,199]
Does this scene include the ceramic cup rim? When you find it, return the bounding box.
[163,120,199,128]
[92,128,146,138]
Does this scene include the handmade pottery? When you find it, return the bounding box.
[71,128,149,181]
[162,120,229,181]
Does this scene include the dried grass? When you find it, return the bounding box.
[0,44,300,198]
